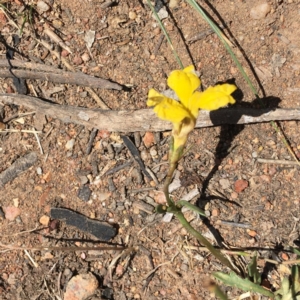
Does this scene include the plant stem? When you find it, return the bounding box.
[174,210,237,273]
[162,141,237,273]
[163,159,177,207]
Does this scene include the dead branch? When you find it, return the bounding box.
[0,59,122,90]
[1,93,300,132]
[0,242,125,252]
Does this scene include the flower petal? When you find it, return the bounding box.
[195,84,236,111]
[167,65,200,108]
[147,91,193,123]
[147,88,164,107]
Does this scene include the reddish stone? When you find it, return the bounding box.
[247,229,257,237]
[234,179,248,193]
[3,206,21,221]
[143,132,155,148]
[64,273,98,300]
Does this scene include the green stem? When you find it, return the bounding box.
[174,210,237,273]
[146,0,184,69]
[163,159,177,207]
[162,140,236,273]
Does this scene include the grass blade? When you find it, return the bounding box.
[146,0,183,69]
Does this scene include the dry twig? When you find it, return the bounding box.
[0,59,122,90]
[257,158,300,167]
[1,93,300,132]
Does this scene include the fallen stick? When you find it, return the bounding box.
[0,59,122,90]
[1,93,300,132]
[256,158,300,166]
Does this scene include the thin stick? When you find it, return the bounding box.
[257,158,300,166]
[144,262,170,279]
[0,243,125,252]
[3,111,36,123]
[0,225,40,237]
[0,129,42,133]
[85,87,110,109]
[43,27,72,54]
[218,220,252,229]
[24,249,39,268]
[86,128,98,155]
[32,126,44,154]
[153,34,165,56]
[107,247,137,280]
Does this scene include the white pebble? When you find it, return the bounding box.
[36,167,43,175]
[149,147,157,157]
[65,139,75,150]
[81,52,90,62]
[250,2,271,20]
[252,151,258,158]
[37,0,50,13]
[156,7,168,20]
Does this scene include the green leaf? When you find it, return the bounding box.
[275,277,291,297]
[291,266,300,295]
[177,200,206,217]
[213,272,274,298]
[247,253,261,284]
[213,284,229,300]
[291,247,300,258]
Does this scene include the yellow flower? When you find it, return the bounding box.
[147,65,236,152]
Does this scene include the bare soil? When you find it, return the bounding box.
[0,0,300,299]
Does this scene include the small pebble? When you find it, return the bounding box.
[231,191,238,200]
[156,7,168,20]
[149,147,158,157]
[250,2,271,20]
[252,151,258,158]
[79,91,88,98]
[97,192,111,201]
[52,19,64,28]
[181,2,187,8]
[169,0,179,8]
[3,206,21,221]
[219,178,230,190]
[64,273,98,300]
[247,229,257,237]
[7,274,16,286]
[36,167,43,175]
[39,215,50,226]
[234,179,248,193]
[77,185,92,202]
[65,139,75,150]
[81,52,90,62]
[211,208,220,217]
[102,287,114,300]
[37,0,50,13]
[143,132,155,148]
[15,216,22,224]
[129,11,137,20]
[79,175,88,185]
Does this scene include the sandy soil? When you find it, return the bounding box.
[0,0,300,299]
